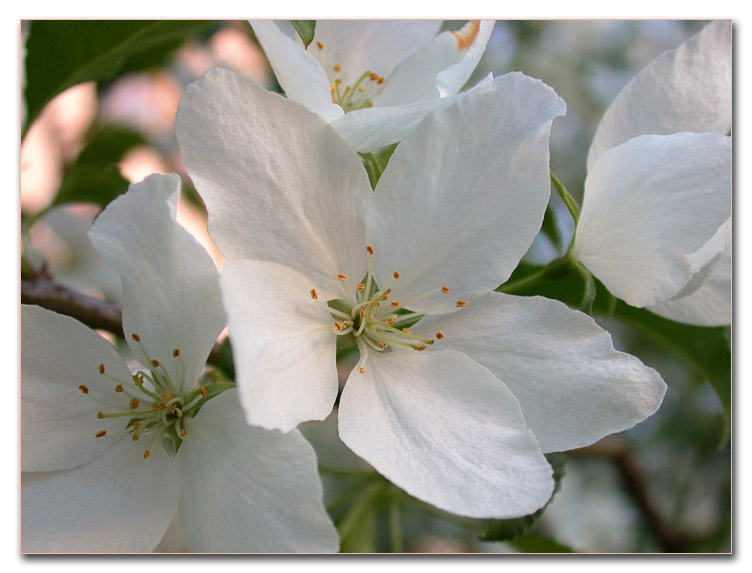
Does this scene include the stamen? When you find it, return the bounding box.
[390,301,400,308]
[413,345,427,351]
[369,72,378,81]
[95,430,106,438]
[131,333,141,342]
[114,384,123,393]
[150,359,160,368]
[456,300,467,308]
[310,288,318,299]
[98,363,105,375]
[78,385,89,394]
[386,317,396,326]
[441,286,451,294]
[337,274,347,281]
[130,397,140,409]
[356,283,365,292]
[402,328,411,334]
[173,349,180,358]
[393,271,400,279]
[316,41,324,50]
[378,341,387,350]
[143,450,151,459]
[366,246,374,255]
[199,387,207,397]
[436,331,445,340]
[333,63,341,72]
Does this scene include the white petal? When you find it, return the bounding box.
[338,349,554,519]
[649,222,731,326]
[249,20,344,122]
[88,173,225,388]
[331,73,494,153]
[365,73,566,313]
[309,20,441,89]
[22,437,178,552]
[177,389,339,552]
[220,259,339,433]
[588,21,731,169]
[21,305,132,472]
[417,293,667,453]
[375,20,495,106]
[575,132,731,307]
[176,68,370,295]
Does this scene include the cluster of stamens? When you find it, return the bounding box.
[315,42,385,112]
[78,333,207,460]
[311,246,466,374]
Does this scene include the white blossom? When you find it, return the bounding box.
[21,174,338,553]
[572,21,732,325]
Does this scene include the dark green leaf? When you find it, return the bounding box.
[52,163,129,208]
[540,205,563,251]
[23,20,214,136]
[480,453,566,542]
[211,337,235,380]
[509,532,575,553]
[290,20,316,48]
[76,125,147,166]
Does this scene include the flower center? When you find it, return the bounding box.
[329,68,385,112]
[78,334,213,460]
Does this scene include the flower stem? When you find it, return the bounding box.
[388,494,404,553]
[496,256,570,295]
[550,170,580,223]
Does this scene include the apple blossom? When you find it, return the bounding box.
[21,174,338,553]
[250,19,495,152]
[176,68,666,519]
[572,21,732,325]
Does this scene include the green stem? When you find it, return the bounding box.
[336,481,384,541]
[388,494,404,553]
[318,465,379,480]
[496,256,570,295]
[550,170,580,223]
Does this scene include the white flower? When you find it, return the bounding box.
[176,68,666,519]
[250,19,495,152]
[572,21,732,326]
[21,174,338,553]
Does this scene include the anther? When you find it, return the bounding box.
[333,63,341,72]
[456,300,467,308]
[358,367,366,374]
[96,412,103,419]
[414,345,427,351]
[393,271,400,279]
[173,349,180,358]
[356,283,365,292]
[402,328,411,334]
[377,77,384,85]
[199,387,207,397]
[366,246,374,255]
[143,450,151,459]
[95,430,106,438]
[131,333,141,342]
[316,41,324,50]
[78,385,89,394]
[180,429,187,438]
[150,359,160,368]
[337,274,347,281]
[441,286,451,294]
[436,331,445,340]
[310,288,318,299]
[390,301,400,308]
[97,363,105,375]
[386,317,396,326]
[378,341,387,350]
[133,434,140,441]
[333,322,342,332]
[114,384,123,392]
[130,397,140,409]
[369,72,378,81]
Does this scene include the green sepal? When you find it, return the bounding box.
[480,453,567,542]
[290,20,316,48]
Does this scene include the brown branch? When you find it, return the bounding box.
[570,435,689,553]
[21,278,223,364]
[22,279,124,337]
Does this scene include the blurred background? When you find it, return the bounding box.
[19,20,730,553]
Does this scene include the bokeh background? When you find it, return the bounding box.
[19,20,730,553]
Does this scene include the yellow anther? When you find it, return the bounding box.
[436,331,445,340]
[337,273,347,281]
[402,328,411,334]
[96,412,103,419]
[358,366,366,374]
[150,359,160,368]
[413,345,427,351]
[173,349,181,358]
[95,430,106,438]
[333,63,341,72]
[316,41,324,50]
[130,397,140,409]
[378,341,387,349]
[386,317,396,326]
[133,422,142,431]
[180,429,187,438]
[356,283,365,292]
[114,384,123,393]
[391,301,400,308]
[78,385,89,394]
[133,434,140,441]
[360,309,366,319]
[366,245,374,255]
[441,286,451,294]
[342,320,349,328]
[333,322,342,332]
[392,271,400,279]
[456,300,467,308]
[97,364,105,375]
[369,72,378,81]
[310,288,318,300]
[377,77,384,85]
[143,450,151,459]
[131,333,141,342]
[199,387,208,397]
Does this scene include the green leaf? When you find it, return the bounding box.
[52,163,129,208]
[75,124,147,165]
[290,20,316,48]
[211,337,235,380]
[480,453,567,542]
[540,205,563,252]
[23,20,214,136]
[509,532,575,553]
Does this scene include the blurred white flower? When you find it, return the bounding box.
[177,68,665,519]
[21,174,338,553]
[572,21,732,326]
[250,20,495,152]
